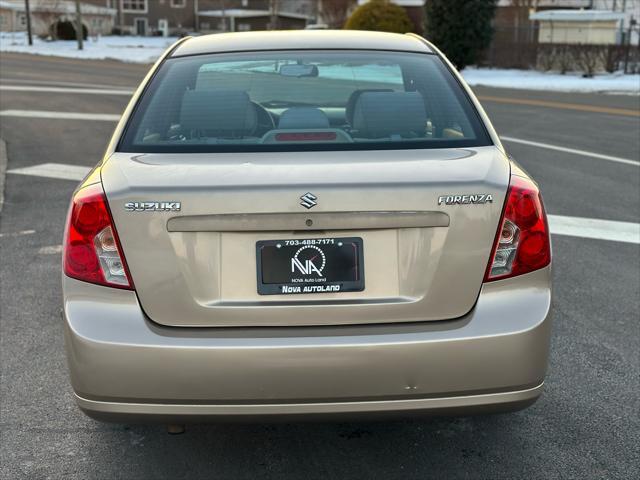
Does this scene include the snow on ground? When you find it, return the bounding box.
[462,67,640,95]
[1,31,639,94]
[0,32,177,63]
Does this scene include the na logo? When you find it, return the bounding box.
[291,245,326,277]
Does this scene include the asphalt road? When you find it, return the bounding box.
[0,53,639,480]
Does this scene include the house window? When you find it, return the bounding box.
[171,0,186,7]
[122,0,147,13]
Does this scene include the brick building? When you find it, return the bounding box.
[81,0,317,36]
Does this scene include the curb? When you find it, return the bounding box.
[0,138,7,213]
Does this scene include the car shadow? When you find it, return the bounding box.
[88,411,540,479]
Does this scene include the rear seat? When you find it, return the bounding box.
[180,89,257,138]
[351,91,427,139]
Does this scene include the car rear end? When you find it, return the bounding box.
[62,31,551,423]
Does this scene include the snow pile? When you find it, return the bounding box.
[462,67,640,95]
[0,32,177,63]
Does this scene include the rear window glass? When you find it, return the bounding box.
[119,50,492,153]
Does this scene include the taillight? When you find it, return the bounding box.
[63,183,133,289]
[485,175,551,281]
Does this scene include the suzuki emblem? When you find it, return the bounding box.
[300,192,318,209]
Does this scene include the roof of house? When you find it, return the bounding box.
[529,9,626,22]
[171,30,433,58]
[0,0,115,15]
[198,9,312,21]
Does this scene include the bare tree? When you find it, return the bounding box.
[508,0,538,43]
[320,0,355,29]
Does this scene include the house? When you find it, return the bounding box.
[80,0,318,35]
[530,9,627,45]
[197,1,315,33]
[83,0,198,36]
[0,0,115,36]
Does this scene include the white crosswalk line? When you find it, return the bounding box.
[7,163,90,181]
[501,136,639,167]
[1,106,638,169]
[0,85,133,96]
[547,215,639,244]
[0,110,121,121]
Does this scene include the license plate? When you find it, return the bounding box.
[256,237,364,295]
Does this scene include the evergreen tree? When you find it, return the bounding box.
[425,0,497,70]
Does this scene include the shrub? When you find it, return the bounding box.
[344,0,414,34]
[55,20,87,41]
[425,0,497,70]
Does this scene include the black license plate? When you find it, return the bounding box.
[256,237,364,295]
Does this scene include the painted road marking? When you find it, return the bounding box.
[478,95,640,117]
[7,163,639,245]
[0,85,133,96]
[0,110,121,121]
[38,245,63,255]
[2,110,636,167]
[7,163,90,181]
[0,229,36,238]
[2,81,636,116]
[0,78,135,89]
[501,136,639,167]
[3,82,637,116]
[548,215,639,244]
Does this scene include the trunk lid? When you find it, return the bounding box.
[102,146,509,327]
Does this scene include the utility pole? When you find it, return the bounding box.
[75,0,83,50]
[220,0,227,32]
[270,0,278,30]
[117,0,123,35]
[24,0,33,46]
[623,16,635,74]
[194,0,199,33]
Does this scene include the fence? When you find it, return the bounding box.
[483,25,640,75]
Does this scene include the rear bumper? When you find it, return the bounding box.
[63,267,551,422]
[74,383,544,423]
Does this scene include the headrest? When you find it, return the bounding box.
[278,107,330,129]
[352,91,427,138]
[179,89,257,135]
[345,89,393,126]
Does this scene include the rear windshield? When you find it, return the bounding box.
[119,50,492,153]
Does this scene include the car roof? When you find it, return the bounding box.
[170,30,434,58]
